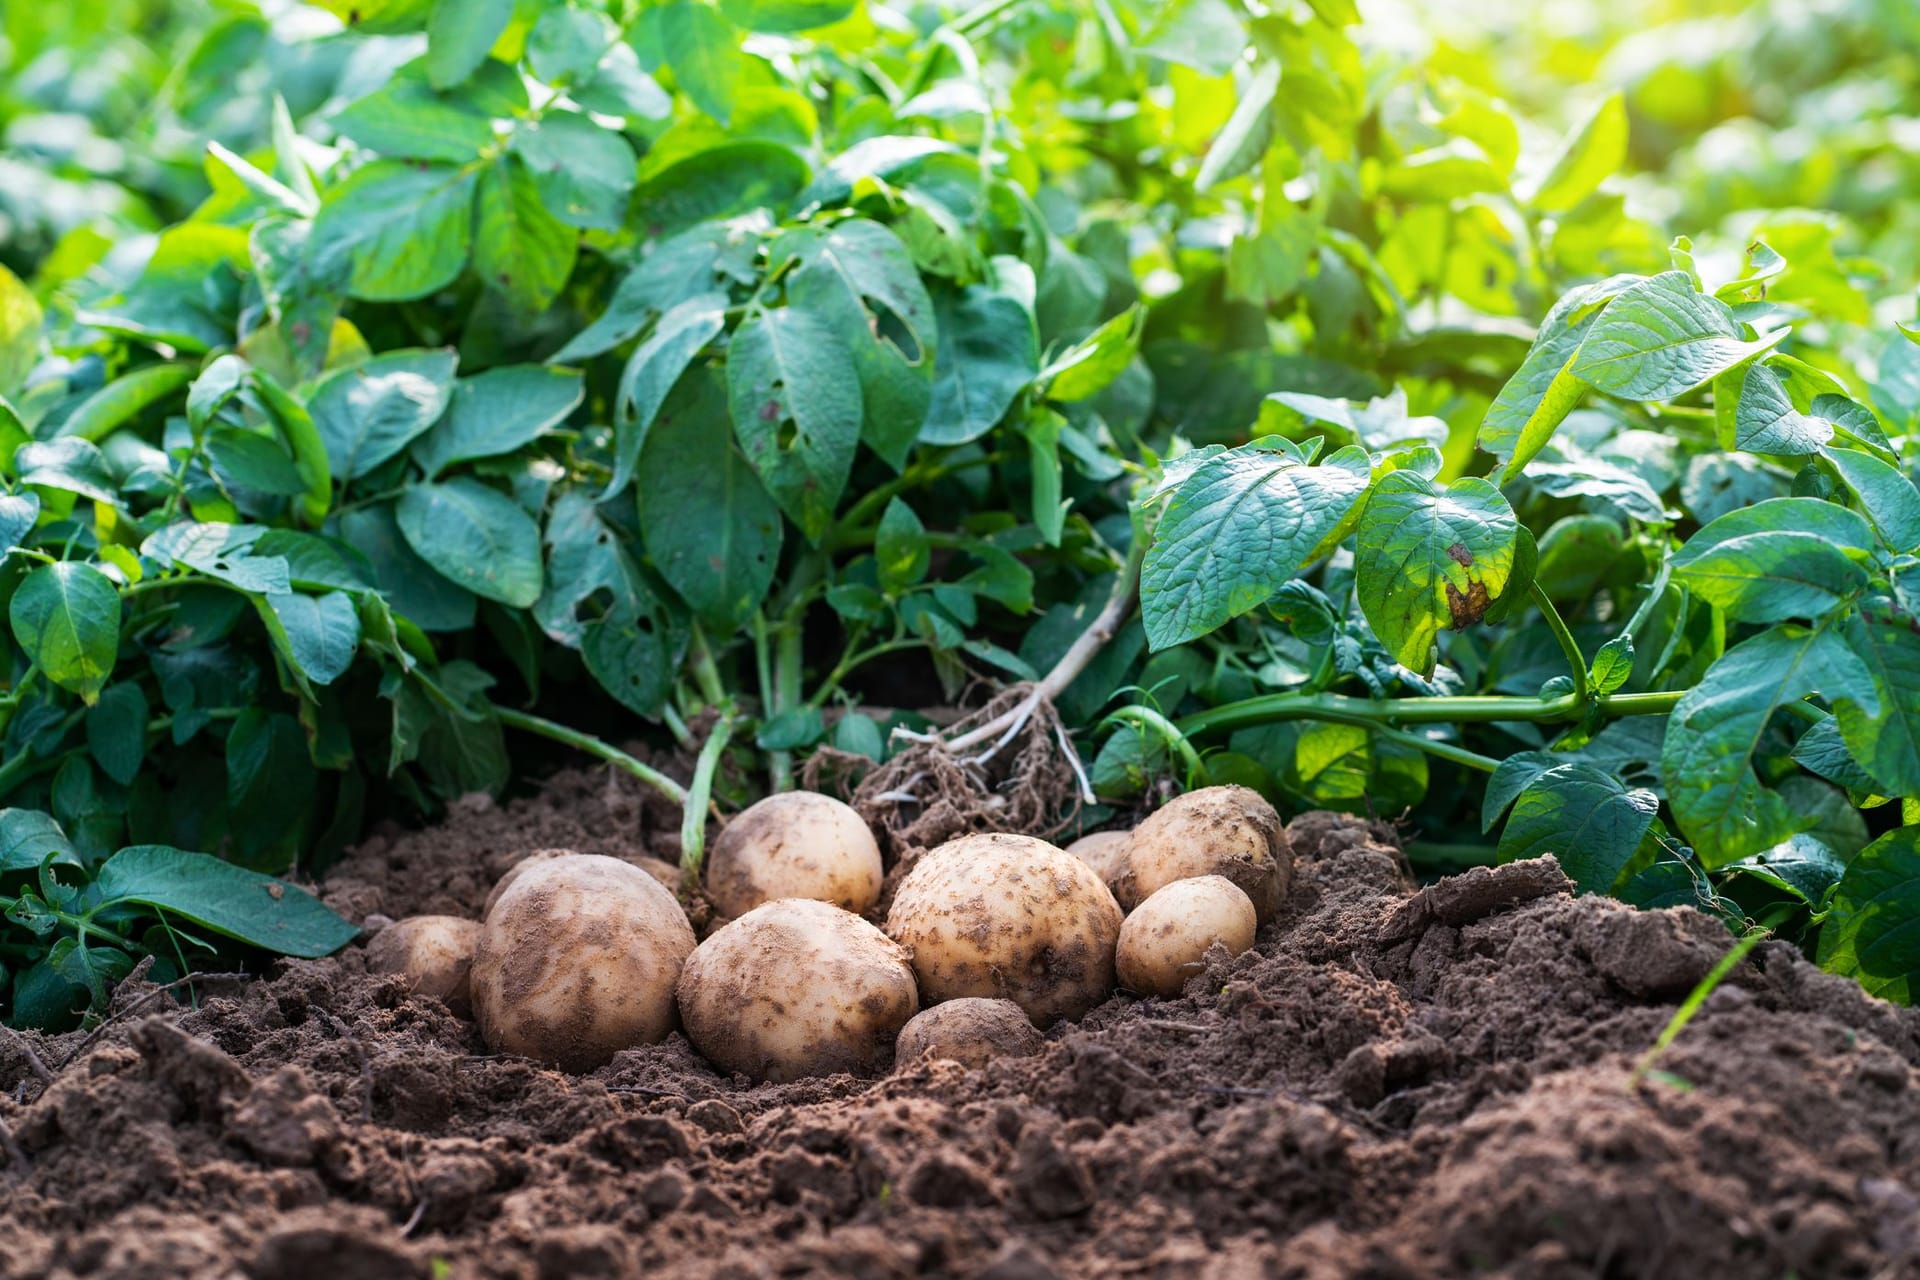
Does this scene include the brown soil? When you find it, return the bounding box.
[4,770,1919,1280]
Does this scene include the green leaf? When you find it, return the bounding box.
[1195,61,1280,193]
[16,438,121,505]
[261,591,362,686]
[426,0,512,88]
[55,363,195,444]
[1836,605,1920,796]
[308,348,458,481]
[637,367,783,631]
[1814,393,1893,456]
[1571,273,1785,400]
[528,5,617,82]
[332,69,495,162]
[1792,715,1880,795]
[1042,306,1144,403]
[10,562,121,703]
[252,530,375,592]
[1142,445,1371,650]
[396,478,544,607]
[1354,472,1520,674]
[0,492,40,550]
[550,219,761,363]
[414,364,584,477]
[634,141,810,233]
[922,282,1038,447]
[337,505,477,632]
[1662,623,1875,865]
[1139,0,1248,75]
[797,136,957,208]
[876,498,930,594]
[634,1,743,124]
[1727,833,1848,905]
[1530,93,1627,213]
[757,705,825,750]
[510,110,635,231]
[1497,763,1658,894]
[1590,634,1634,697]
[1669,498,1872,623]
[474,154,577,312]
[312,0,432,32]
[1479,273,1641,479]
[1481,750,1559,832]
[142,522,292,594]
[93,844,355,957]
[1735,362,1832,455]
[1023,406,1065,546]
[535,488,659,646]
[582,609,678,718]
[719,0,854,33]
[1818,827,1920,1002]
[1824,446,1920,553]
[309,161,477,302]
[206,427,308,496]
[0,263,44,395]
[608,292,727,496]
[574,41,674,121]
[86,683,149,786]
[0,809,78,874]
[727,305,863,543]
[186,353,248,429]
[224,708,314,866]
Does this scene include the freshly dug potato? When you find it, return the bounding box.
[366,915,481,1017]
[1112,785,1289,923]
[471,854,697,1071]
[635,855,682,892]
[1065,829,1130,882]
[1115,876,1257,997]
[677,898,917,1083]
[483,848,570,920]
[895,998,1043,1070]
[885,833,1122,1027]
[704,791,883,919]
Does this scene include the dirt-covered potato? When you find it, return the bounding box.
[885,832,1122,1027]
[366,915,481,1016]
[894,997,1044,1070]
[483,848,570,920]
[676,898,917,1083]
[1115,876,1257,997]
[471,854,697,1071]
[1065,829,1130,882]
[704,791,883,919]
[1112,785,1289,923]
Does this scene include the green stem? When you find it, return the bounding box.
[1104,704,1204,781]
[1177,688,1686,741]
[687,624,727,709]
[1631,904,1790,1086]
[1367,722,1503,774]
[1531,582,1590,706]
[807,636,920,709]
[769,623,803,793]
[834,451,1005,536]
[495,707,689,807]
[680,708,737,892]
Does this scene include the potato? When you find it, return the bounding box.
[1064,829,1130,882]
[366,915,481,1017]
[485,849,683,920]
[1115,876,1257,997]
[894,998,1043,1070]
[1112,785,1290,923]
[704,791,883,919]
[885,832,1122,1027]
[470,854,697,1071]
[676,899,917,1083]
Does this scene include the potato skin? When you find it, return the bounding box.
[471,854,697,1072]
[885,832,1122,1027]
[366,915,481,1017]
[704,792,883,919]
[485,849,683,921]
[1112,785,1290,923]
[677,899,917,1083]
[1115,876,1257,997]
[895,998,1043,1070]
[1064,830,1130,883]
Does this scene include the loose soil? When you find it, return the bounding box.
[4,768,1919,1279]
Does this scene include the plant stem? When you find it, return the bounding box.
[1178,687,1686,740]
[1531,582,1590,706]
[679,708,736,892]
[769,623,802,792]
[687,624,727,709]
[495,707,689,807]
[807,636,920,709]
[1631,905,1789,1086]
[1103,704,1204,781]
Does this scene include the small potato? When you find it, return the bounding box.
[471,854,697,1072]
[635,856,682,892]
[885,833,1122,1028]
[677,899,917,1083]
[704,792,883,919]
[1064,830,1130,882]
[1112,785,1290,923]
[1115,876,1257,997]
[895,998,1043,1070]
[366,915,481,1017]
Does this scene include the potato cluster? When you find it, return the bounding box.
[363,786,1291,1081]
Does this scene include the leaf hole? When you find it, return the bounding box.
[870,300,921,364]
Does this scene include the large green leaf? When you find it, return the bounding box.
[9,562,121,704]
[510,110,635,231]
[1824,446,1920,553]
[223,708,314,867]
[1530,93,1627,212]
[1478,273,1641,479]
[337,504,477,632]
[414,364,584,477]
[1819,827,1920,1002]
[308,348,458,480]
[607,292,727,496]
[1195,61,1280,193]
[0,809,78,874]
[473,154,576,312]
[726,305,863,543]
[1354,472,1520,674]
[527,5,618,81]
[719,0,854,32]
[1571,272,1784,400]
[549,218,761,363]
[633,1,743,123]
[1662,623,1876,865]
[308,161,477,302]
[1669,498,1872,623]
[260,591,362,686]
[0,263,43,395]
[93,844,355,958]
[1735,362,1833,455]
[1837,605,1920,796]
[396,478,544,607]
[425,0,512,88]
[535,488,650,646]
[86,683,148,786]
[332,69,495,161]
[1141,445,1371,650]
[921,282,1037,446]
[1496,763,1658,893]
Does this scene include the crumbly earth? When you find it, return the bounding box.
[3,769,1918,1280]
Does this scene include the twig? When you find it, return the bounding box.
[0,1024,52,1087]
[1055,719,1096,805]
[59,971,252,1070]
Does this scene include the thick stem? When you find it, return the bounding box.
[496,708,689,807]
[687,624,727,709]
[769,624,802,792]
[1103,704,1204,782]
[679,708,737,892]
[1177,688,1686,740]
[1531,582,1590,706]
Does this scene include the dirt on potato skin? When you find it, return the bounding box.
[3,775,1920,1280]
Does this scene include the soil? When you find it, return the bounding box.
[5,767,1920,1279]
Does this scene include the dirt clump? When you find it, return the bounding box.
[4,770,1919,1279]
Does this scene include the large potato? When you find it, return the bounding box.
[485,849,682,920]
[885,833,1122,1028]
[704,791,883,919]
[1064,829,1130,882]
[1115,876,1257,997]
[677,899,917,1083]
[470,854,697,1072]
[366,915,481,1017]
[895,998,1043,1070]
[1112,785,1289,923]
